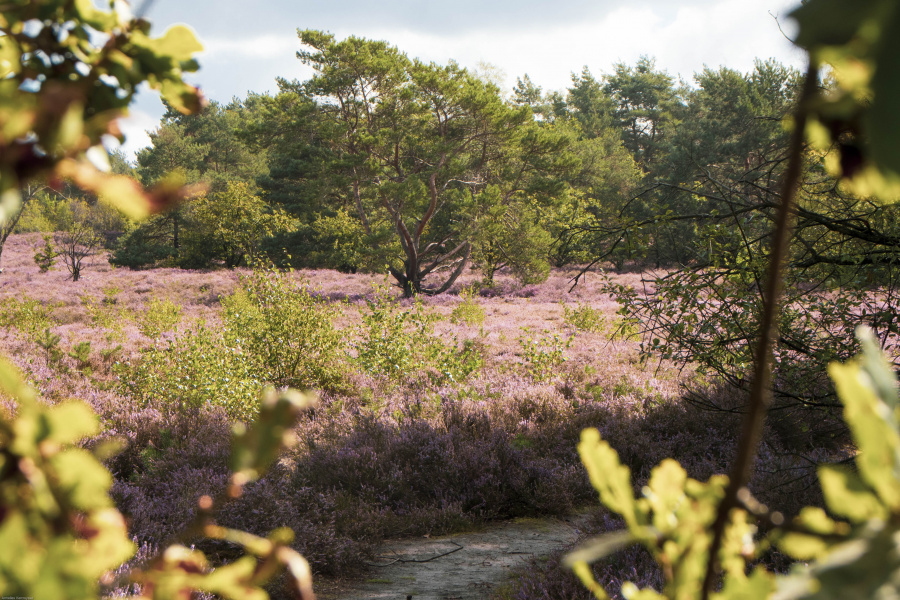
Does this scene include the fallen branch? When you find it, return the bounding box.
[365,541,464,567]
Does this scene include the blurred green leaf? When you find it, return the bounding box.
[47,401,99,445]
[645,459,688,533]
[578,428,639,529]
[563,530,634,567]
[51,449,113,510]
[145,25,204,62]
[866,2,900,177]
[789,0,882,48]
[829,356,900,509]
[229,388,315,481]
[818,464,887,522]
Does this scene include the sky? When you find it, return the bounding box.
[114,0,807,159]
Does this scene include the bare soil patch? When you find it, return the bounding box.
[319,515,589,600]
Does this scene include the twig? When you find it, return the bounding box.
[365,542,464,567]
[700,59,820,600]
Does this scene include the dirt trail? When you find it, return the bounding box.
[320,516,590,600]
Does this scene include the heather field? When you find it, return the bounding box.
[0,233,826,599]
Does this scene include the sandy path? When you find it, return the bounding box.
[320,516,589,600]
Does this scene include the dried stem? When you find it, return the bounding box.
[700,59,820,600]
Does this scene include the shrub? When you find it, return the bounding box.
[355,285,482,385]
[81,293,129,343]
[0,295,58,338]
[450,286,486,327]
[108,215,179,269]
[519,328,573,382]
[562,301,606,334]
[355,286,435,382]
[67,340,93,374]
[134,296,182,339]
[13,189,73,233]
[33,233,58,272]
[120,320,263,422]
[221,268,346,390]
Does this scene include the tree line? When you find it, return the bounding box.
[12,31,807,287]
[15,28,900,436]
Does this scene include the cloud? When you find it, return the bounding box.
[107,108,160,161]
[325,0,803,93]
[125,0,806,158]
[202,34,300,59]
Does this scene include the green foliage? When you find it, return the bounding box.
[355,287,437,382]
[0,3,319,598]
[121,320,263,422]
[0,295,57,339]
[15,192,73,233]
[134,296,183,339]
[356,285,483,384]
[0,357,317,599]
[220,269,345,390]
[310,208,391,273]
[562,301,607,334]
[81,293,128,344]
[0,0,203,217]
[112,182,296,269]
[0,360,134,598]
[33,234,58,272]
[108,214,180,269]
[566,329,900,600]
[35,327,63,365]
[180,181,296,268]
[518,328,573,381]
[464,186,555,286]
[792,0,900,197]
[54,201,105,282]
[124,269,346,420]
[67,341,92,374]
[450,287,486,327]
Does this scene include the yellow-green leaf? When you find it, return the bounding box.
[563,530,634,568]
[51,449,113,510]
[73,0,116,30]
[578,428,639,529]
[46,401,98,445]
[0,36,19,79]
[829,359,900,508]
[644,459,687,534]
[715,567,775,600]
[622,581,666,600]
[818,464,887,522]
[148,25,204,62]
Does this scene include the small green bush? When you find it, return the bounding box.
[0,295,58,338]
[123,270,347,421]
[355,286,433,382]
[81,294,128,343]
[450,287,486,326]
[35,327,63,365]
[562,301,607,333]
[67,340,92,374]
[14,190,73,233]
[221,269,346,391]
[134,296,182,339]
[355,285,483,385]
[33,233,58,272]
[519,328,573,381]
[121,320,263,421]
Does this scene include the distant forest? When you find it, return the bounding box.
[14,32,831,290]
[11,30,900,427]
